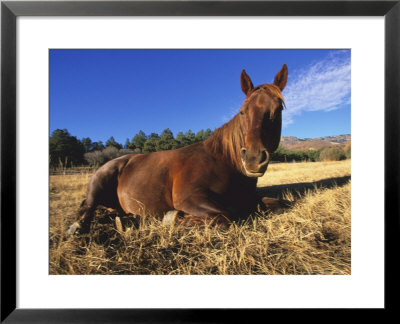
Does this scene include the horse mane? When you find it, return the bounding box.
[205,113,244,170]
[254,84,285,104]
[204,84,284,171]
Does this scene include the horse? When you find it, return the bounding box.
[67,64,288,235]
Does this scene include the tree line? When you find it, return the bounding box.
[270,144,350,163]
[49,128,212,168]
[50,128,351,169]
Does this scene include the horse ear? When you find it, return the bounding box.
[241,69,254,96]
[273,64,288,91]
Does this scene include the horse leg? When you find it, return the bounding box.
[261,196,293,213]
[172,194,232,229]
[67,167,121,235]
[66,197,97,235]
[162,210,182,225]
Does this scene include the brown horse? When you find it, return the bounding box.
[67,64,288,235]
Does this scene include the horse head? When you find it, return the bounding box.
[238,64,288,177]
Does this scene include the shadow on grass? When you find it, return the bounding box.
[257,175,351,200]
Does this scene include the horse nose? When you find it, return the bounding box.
[240,148,269,166]
[240,148,247,160]
[240,147,269,176]
[259,150,268,165]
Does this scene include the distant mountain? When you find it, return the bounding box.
[280,134,351,151]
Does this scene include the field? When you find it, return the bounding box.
[49,160,351,275]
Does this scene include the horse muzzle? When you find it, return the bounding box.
[240,148,269,177]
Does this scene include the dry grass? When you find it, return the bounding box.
[49,160,351,275]
[258,160,351,186]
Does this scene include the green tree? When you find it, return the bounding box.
[175,131,185,148]
[130,130,147,152]
[49,129,85,167]
[195,129,205,142]
[148,132,159,139]
[143,133,159,153]
[156,128,178,151]
[106,136,122,150]
[92,141,105,151]
[183,130,196,147]
[124,138,131,149]
[81,137,93,152]
[203,128,213,140]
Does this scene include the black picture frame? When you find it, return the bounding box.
[1,0,399,322]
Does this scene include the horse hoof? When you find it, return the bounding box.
[66,222,81,236]
[162,210,180,225]
[115,216,123,232]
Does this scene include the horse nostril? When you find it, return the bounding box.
[240,148,247,159]
[259,150,268,164]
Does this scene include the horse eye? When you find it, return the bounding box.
[240,111,245,115]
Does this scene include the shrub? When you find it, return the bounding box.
[102,146,120,161]
[319,147,346,161]
[344,141,351,159]
[307,149,321,162]
[84,147,135,167]
[84,150,106,167]
[270,146,321,162]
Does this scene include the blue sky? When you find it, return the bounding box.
[50,49,350,144]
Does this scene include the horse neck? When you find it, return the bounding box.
[204,114,244,172]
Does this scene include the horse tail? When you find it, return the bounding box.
[78,198,87,217]
[68,154,134,235]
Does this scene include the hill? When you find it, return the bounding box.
[280,134,351,151]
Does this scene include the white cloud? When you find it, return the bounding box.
[282,51,351,126]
